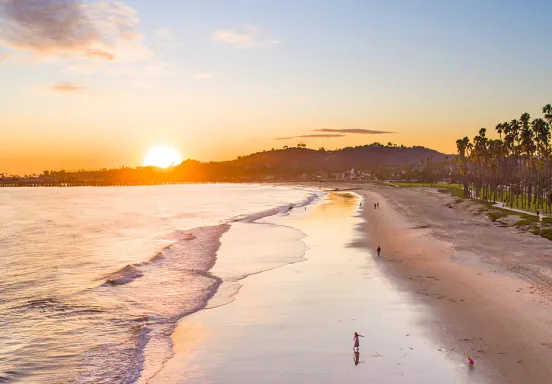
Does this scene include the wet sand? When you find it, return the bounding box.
[150,192,480,384]
[361,185,552,384]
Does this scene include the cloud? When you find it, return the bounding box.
[313,129,396,134]
[213,25,281,49]
[154,27,171,39]
[275,134,344,140]
[85,49,115,61]
[195,72,213,80]
[0,0,149,62]
[298,134,345,138]
[51,81,86,93]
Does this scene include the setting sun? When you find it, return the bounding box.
[143,145,183,168]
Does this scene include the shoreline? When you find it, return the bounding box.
[360,185,552,384]
[149,190,479,384]
[140,182,552,383]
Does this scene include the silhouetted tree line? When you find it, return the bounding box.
[456,104,552,213]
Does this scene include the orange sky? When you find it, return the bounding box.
[2,0,551,175]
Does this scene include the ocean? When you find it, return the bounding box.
[0,184,322,384]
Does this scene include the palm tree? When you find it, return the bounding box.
[456,105,551,213]
[456,137,471,197]
[543,104,552,126]
[532,118,549,210]
[519,113,534,208]
[536,109,552,212]
[494,123,507,200]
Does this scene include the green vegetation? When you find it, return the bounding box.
[514,219,534,227]
[395,182,455,188]
[391,179,552,241]
[481,208,552,241]
[440,186,470,199]
[487,211,509,221]
[392,182,465,199]
[540,228,552,241]
[473,191,542,214]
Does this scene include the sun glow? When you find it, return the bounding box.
[143,145,183,168]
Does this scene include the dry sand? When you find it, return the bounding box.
[361,185,552,384]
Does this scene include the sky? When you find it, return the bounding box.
[1,0,552,175]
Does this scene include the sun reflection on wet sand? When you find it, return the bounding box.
[150,192,483,384]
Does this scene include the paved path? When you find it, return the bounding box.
[492,202,547,218]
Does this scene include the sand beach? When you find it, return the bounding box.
[361,185,552,384]
[147,184,552,384]
[150,190,488,384]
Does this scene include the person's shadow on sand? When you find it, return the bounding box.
[353,351,364,366]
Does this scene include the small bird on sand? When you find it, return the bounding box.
[467,357,475,367]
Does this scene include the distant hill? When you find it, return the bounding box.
[227,144,450,176]
[160,144,453,182]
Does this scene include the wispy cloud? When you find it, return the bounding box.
[298,134,345,138]
[85,49,115,61]
[313,129,396,134]
[154,27,172,39]
[51,81,86,93]
[0,0,151,62]
[275,130,390,140]
[275,134,344,140]
[195,72,213,80]
[213,25,281,49]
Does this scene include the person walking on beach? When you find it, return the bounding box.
[377,246,381,257]
[374,203,377,209]
[377,202,379,209]
[353,332,364,351]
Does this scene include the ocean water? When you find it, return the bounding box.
[0,184,322,384]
